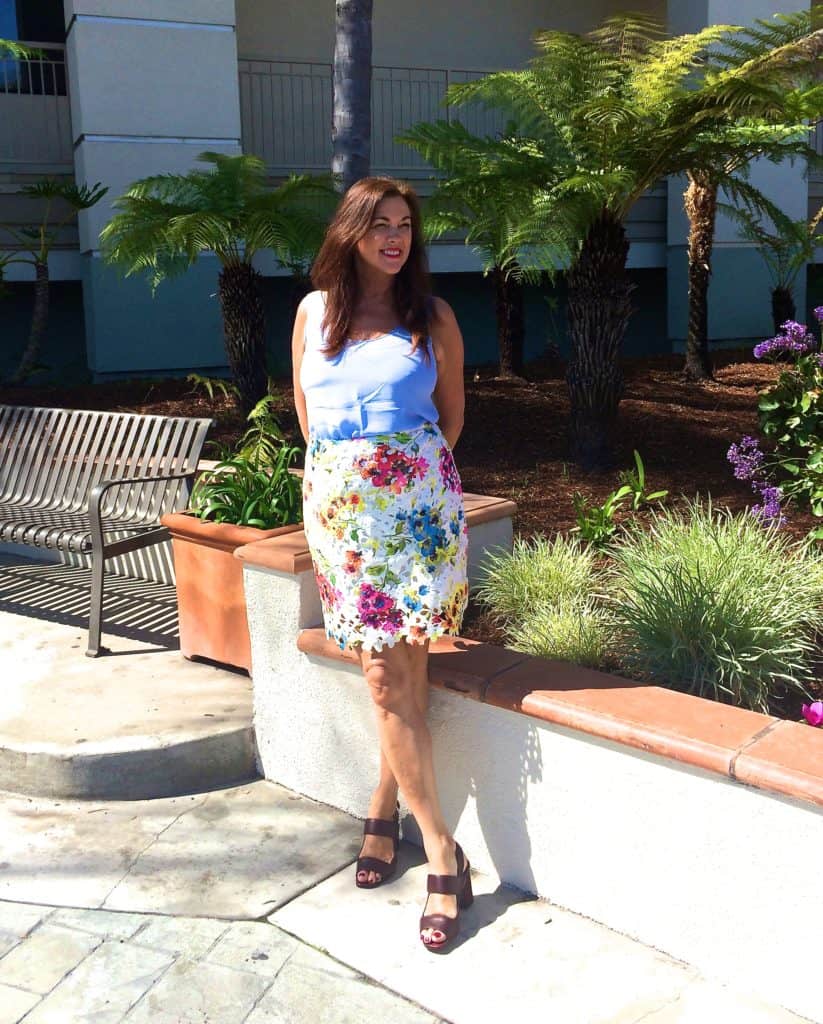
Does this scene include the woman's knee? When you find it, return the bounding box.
[364,660,413,712]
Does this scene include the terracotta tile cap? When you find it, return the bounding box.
[484,656,775,778]
[733,720,823,809]
[235,530,313,574]
[428,636,529,700]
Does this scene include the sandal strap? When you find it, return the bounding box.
[426,872,463,895]
[363,816,399,839]
[356,854,396,874]
[425,843,466,894]
[419,912,458,939]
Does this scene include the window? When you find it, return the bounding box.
[0,0,66,96]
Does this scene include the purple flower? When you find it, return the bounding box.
[727,436,765,482]
[753,335,811,360]
[812,307,823,325]
[802,701,823,726]
[751,484,786,527]
[779,320,814,343]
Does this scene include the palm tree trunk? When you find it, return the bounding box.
[683,172,717,381]
[10,260,49,384]
[771,286,795,335]
[218,263,268,416]
[492,265,526,379]
[332,0,373,192]
[566,210,633,471]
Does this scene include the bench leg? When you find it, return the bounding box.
[86,553,106,657]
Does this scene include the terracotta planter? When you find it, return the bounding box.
[161,512,302,673]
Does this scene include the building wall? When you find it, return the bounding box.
[236,0,667,68]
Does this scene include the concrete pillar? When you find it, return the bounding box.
[666,0,810,351]
[64,1,242,376]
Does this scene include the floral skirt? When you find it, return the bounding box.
[302,420,469,652]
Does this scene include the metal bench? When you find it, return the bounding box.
[0,405,212,656]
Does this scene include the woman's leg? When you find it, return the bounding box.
[357,640,431,885]
[357,639,460,944]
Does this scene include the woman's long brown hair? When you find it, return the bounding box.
[310,177,435,362]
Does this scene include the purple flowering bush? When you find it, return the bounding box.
[727,311,823,536]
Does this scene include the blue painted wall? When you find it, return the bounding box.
[1,280,88,386]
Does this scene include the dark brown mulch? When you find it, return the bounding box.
[3,349,820,721]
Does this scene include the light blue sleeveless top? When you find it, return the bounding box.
[299,291,439,440]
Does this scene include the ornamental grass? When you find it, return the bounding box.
[606,500,822,712]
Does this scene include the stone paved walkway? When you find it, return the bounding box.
[0,900,439,1024]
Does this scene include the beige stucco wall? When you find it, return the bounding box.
[236,0,667,68]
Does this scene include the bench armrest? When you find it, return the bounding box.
[88,471,197,541]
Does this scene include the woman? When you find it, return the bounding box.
[291,177,472,952]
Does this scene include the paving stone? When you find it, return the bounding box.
[205,921,297,977]
[246,943,437,1024]
[0,902,51,937]
[103,783,360,918]
[22,940,173,1024]
[0,982,40,1024]
[122,957,269,1023]
[49,906,150,939]
[0,923,100,995]
[271,850,700,1024]
[0,793,188,909]
[131,916,229,958]
[631,977,812,1023]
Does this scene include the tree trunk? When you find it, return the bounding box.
[771,286,795,336]
[566,210,634,471]
[10,260,49,384]
[217,263,269,416]
[683,172,717,381]
[492,265,526,379]
[332,0,373,192]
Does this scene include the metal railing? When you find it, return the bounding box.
[0,41,73,173]
[238,59,506,176]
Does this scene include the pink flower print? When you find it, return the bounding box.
[315,570,342,611]
[801,701,823,726]
[354,445,428,493]
[357,583,404,631]
[438,446,462,493]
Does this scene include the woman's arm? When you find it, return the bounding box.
[291,296,310,445]
[429,297,465,450]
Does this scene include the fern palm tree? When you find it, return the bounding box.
[412,13,823,468]
[679,10,823,379]
[400,122,572,378]
[2,179,107,384]
[332,0,373,191]
[100,152,335,414]
[725,199,823,334]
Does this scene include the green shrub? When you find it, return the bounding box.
[474,534,601,624]
[506,598,614,669]
[607,500,820,711]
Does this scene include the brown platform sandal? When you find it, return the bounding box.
[355,803,400,889]
[419,842,474,953]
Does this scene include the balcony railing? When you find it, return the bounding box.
[238,59,505,177]
[0,41,73,174]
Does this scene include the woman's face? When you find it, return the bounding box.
[355,195,412,277]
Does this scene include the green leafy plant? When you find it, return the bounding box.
[571,487,632,548]
[189,398,302,529]
[186,373,239,403]
[618,450,669,511]
[608,500,822,712]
